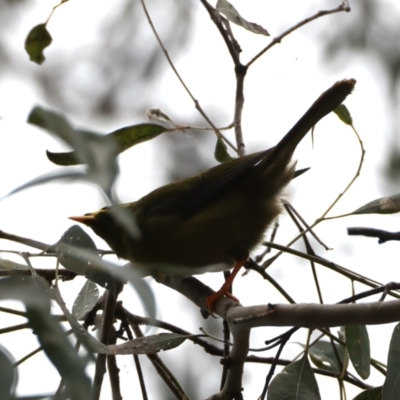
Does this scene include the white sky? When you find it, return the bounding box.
[0,0,399,399]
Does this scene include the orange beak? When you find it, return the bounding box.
[69,215,95,224]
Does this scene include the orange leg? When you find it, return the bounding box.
[205,259,246,316]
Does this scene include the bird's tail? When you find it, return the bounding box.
[267,79,356,167]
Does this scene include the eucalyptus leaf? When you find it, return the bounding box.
[0,344,17,400]
[46,123,169,166]
[353,386,382,400]
[267,355,320,400]
[382,323,400,400]
[105,333,188,355]
[0,259,29,271]
[72,280,99,320]
[0,171,83,202]
[352,194,400,215]
[25,24,52,65]
[55,225,116,293]
[51,284,107,354]
[0,277,91,400]
[28,107,120,195]
[334,104,353,125]
[214,137,234,163]
[345,325,371,379]
[54,244,156,319]
[306,341,347,373]
[216,0,269,36]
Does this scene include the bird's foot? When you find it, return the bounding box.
[205,290,239,317]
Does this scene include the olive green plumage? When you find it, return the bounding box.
[71,79,356,275]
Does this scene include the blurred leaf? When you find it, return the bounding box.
[382,323,400,400]
[28,106,77,148]
[0,170,83,202]
[267,354,320,400]
[307,341,347,373]
[24,24,52,65]
[55,245,156,319]
[147,108,174,125]
[352,194,400,215]
[72,280,99,320]
[334,104,353,125]
[55,225,99,275]
[216,0,269,36]
[55,225,116,293]
[0,276,91,400]
[0,258,28,271]
[46,123,169,166]
[51,284,106,354]
[46,149,78,166]
[28,107,120,195]
[214,137,234,162]
[353,386,382,400]
[346,325,371,379]
[0,344,17,400]
[105,333,188,355]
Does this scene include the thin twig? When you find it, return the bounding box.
[107,327,123,400]
[284,202,324,303]
[245,259,296,304]
[246,2,351,67]
[262,241,400,297]
[127,314,190,400]
[283,200,330,250]
[260,330,292,400]
[92,290,120,400]
[253,71,362,267]
[122,316,148,400]
[347,227,400,244]
[317,124,365,222]
[140,0,237,152]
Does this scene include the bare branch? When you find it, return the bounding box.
[246,2,351,67]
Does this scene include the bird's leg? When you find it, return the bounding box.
[205,259,246,316]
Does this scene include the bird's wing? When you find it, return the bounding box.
[140,148,273,218]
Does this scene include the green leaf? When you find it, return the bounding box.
[382,323,400,400]
[51,284,107,354]
[55,226,98,275]
[334,104,353,125]
[0,276,91,400]
[24,24,52,65]
[112,123,169,151]
[147,333,189,351]
[55,225,117,293]
[216,0,270,36]
[46,123,169,166]
[267,355,320,400]
[307,341,347,373]
[105,333,189,355]
[72,280,99,320]
[214,137,234,163]
[351,194,400,215]
[353,386,382,400]
[0,345,17,400]
[345,325,371,379]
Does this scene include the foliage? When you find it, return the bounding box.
[0,1,399,399]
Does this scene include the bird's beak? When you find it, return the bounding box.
[69,215,95,224]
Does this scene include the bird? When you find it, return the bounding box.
[69,79,356,314]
